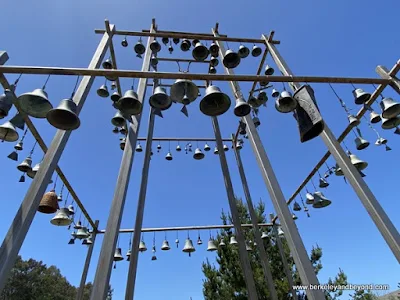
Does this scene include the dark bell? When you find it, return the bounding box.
[134,40,146,55]
[199,85,231,117]
[150,40,161,53]
[118,90,142,116]
[102,59,113,70]
[192,39,200,47]
[251,45,262,57]
[111,91,121,102]
[238,45,250,58]
[173,38,180,44]
[46,98,80,131]
[121,38,128,47]
[209,42,219,57]
[162,37,169,45]
[168,45,174,54]
[150,54,158,67]
[192,42,209,61]
[209,67,216,74]
[180,39,191,51]
[210,56,219,67]
[223,49,241,69]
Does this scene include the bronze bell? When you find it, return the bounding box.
[264,65,274,75]
[121,38,128,47]
[276,90,297,113]
[0,92,13,119]
[111,110,125,127]
[0,121,19,142]
[97,85,109,98]
[354,136,370,150]
[319,177,329,188]
[149,87,172,111]
[199,85,231,117]
[182,238,196,256]
[193,148,205,160]
[370,111,381,123]
[312,191,332,208]
[173,38,180,44]
[118,90,142,115]
[102,59,113,69]
[38,190,59,214]
[234,97,251,117]
[17,156,32,173]
[352,88,371,105]
[192,42,209,61]
[150,53,158,66]
[238,44,250,58]
[251,45,262,57]
[46,98,80,131]
[210,56,219,67]
[111,91,121,102]
[170,79,199,104]
[253,117,261,128]
[134,40,146,56]
[180,39,191,51]
[17,89,53,119]
[381,116,400,130]
[150,39,161,53]
[293,201,302,211]
[209,42,219,57]
[209,66,216,74]
[248,96,259,108]
[223,49,241,69]
[380,97,400,119]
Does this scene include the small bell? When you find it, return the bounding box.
[197,236,203,245]
[120,125,127,135]
[126,249,131,261]
[223,49,241,69]
[50,208,72,226]
[238,44,250,58]
[86,235,93,245]
[257,91,268,106]
[182,238,196,256]
[151,254,157,261]
[380,97,400,119]
[118,90,142,116]
[68,205,75,215]
[192,42,209,61]
[204,143,211,151]
[229,236,238,245]
[293,202,302,211]
[150,39,161,53]
[162,37,169,45]
[334,163,344,176]
[370,111,381,123]
[375,137,387,146]
[209,42,219,57]
[251,45,262,57]
[149,87,172,111]
[277,226,285,238]
[348,115,360,127]
[223,144,229,152]
[111,110,125,127]
[253,117,261,128]
[120,137,126,151]
[134,40,146,56]
[16,89,53,119]
[139,240,147,252]
[97,85,109,98]
[121,38,128,47]
[180,39,191,51]
[14,140,23,151]
[46,98,80,131]
[246,244,252,252]
[135,143,143,152]
[219,239,226,247]
[111,81,117,90]
[209,66,217,74]
[176,145,182,152]
[275,90,297,113]
[305,192,315,205]
[27,162,40,179]
[210,56,219,67]
[165,152,173,161]
[19,174,25,182]
[150,54,158,66]
[113,248,124,261]
[292,213,298,220]
[214,147,219,155]
[319,177,329,188]
[168,45,174,54]
[312,191,332,208]
[235,141,243,150]
[111,91,121,102]
[161,240,171,251]
[264,65,275,76]
[261,232,269,239]
[173,38,180,44]
[354,136,370,150]
[39,190,60,214]
[271,89,280,98]
[193,148,205,160]
[234,97,251,117]
[76,227,90,240]
[17,156,32,173]
[102,59,113,69]
[248,96,259,108]
[352,88,371,105]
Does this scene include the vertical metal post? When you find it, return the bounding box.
[232,137,279,300]
[213,29,325,300]
[90,23,155,300]
[212,117,259,300]
[0,29,111,293]
[265,36,400,263]
[125,93,157,300]
[76,220,100,300]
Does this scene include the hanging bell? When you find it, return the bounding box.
[233,97,251,117]
[0,93,13,119]
[110,81,117,91]
[334,163,344,176]
[176,145,181,152]
[134,40,146,56]
[238,44,250,58]
[219,239,226,247]
[223,49,241,69]
[149,86,172,111]
[349,152,368,171]
[251,45,262,57]
[7,151,18,161]
[139,240,147,252]
[354,136,370,150]
[293,202,302,211]
[229,236,238,245]
[223,144,229,152]
[121,38,128,47]
[27,162,40,179]
[161,37,169,45]
[19,174,25,182]
[165,152,173,161]
[118,90,142,115]
[76,228,89,240]
[120,137,126,150]
[105,70,118,82]
[305,192,315,205]
[348,114,360,127]
[50,208,72,226]
[46,98,80,130]
[86,235,93,245]
[312,191,332,208]
[68,205,75,215]
[276,90,297,113]
[197,235,203,245]
[74,220,82,229]
[14,140,23,151]
[193,148,205,160]
[319,177,329,188]
[277,226,285,237]
[111,91,121,102]
[17,89,53,119]
[209,42,219,57]
[173,38,180,44]
[82,238,89,245]
[135,143,143,152]
[150,53,158,67]
[380,97,400,119]
[381,116,400,130]
[175,238,179,248]
[38,190,59,214]
[120,125,127,135]
[352,88,371,105]
[182,238,196,256]
[292,213,298,220]
[209,66,216,74]
[214,147,219,154]
[261,232,269,239]
[113,247,124,261]
[180,39,191,51]
[253,117,261,128]
[235,141,243,150]
[170,79,199,104]
[205,240,216,251]
[126,249,131,261]
[375,137,388,146]
[102,59,113,69]
[257,91,268,105]
[210,56,219,67]
[204,143,211,151]
[161,240,171,251]
[264,65,275,76]
[17,156,32,173]
[192,42,209,61]
[370,111,381,123]
[168,45,174,54]
[199,85,231,117]
[248,96,260,108]
[97,85,109,98]
[150,39,161,53]
[111,110,126,127]
[246,244,252,251]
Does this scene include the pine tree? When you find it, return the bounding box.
[202,198,347,300]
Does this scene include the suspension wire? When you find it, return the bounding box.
[70,76,80,98]
[42,75,51,90]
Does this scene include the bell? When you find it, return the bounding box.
[182,238,196,256]
[246,244,252,252]
[168,45,174,54]
[209,42,219,57]
[277,227,285,237]
[257,91,268,105]
[105,70,118,82]
[293,201,302,211]
[17,156,32,173]
[292,85,324,143]
[175,238,179,248]
[312,191,332,208]
[214,147,219,154]
[57,192,63,202]
[352,88,371,105]
[157,144,162,151]
[97,85,109,98]
[50,208,72,226]
[223,49,241,69]
[173,38,180,44]
[261,232,269,239]
[170,79,199,104]
[292,213,298,220]
[334,163,344,176]
[68,205,75,215]
[86,235,93,245]
[199,85,231,117]
[176,145,182,152]
[19,174,25,182]
[118,90,142,115]
[151,254,157,261]
[349,153,368,171]
[229,236,238,245]
[120,125,127,135]
[370,111,381,123]
[264,65,275,76]
[253,117,261,128]
[150,39,161,53]
[149,87,172,110]
[354,136,370,150]
[251,45,262,57]
[125,249,131,261]
[7,151,18,161]
[209,66,217,74]
[161,37,169,45]
[17,89,53,119]
[204,143,211,151]
[102,59,113,69]
[219,239,226,247]
[348,114,360,127]
[210,56,219,67]
[319,177,329,188]
[238,44,250,58]
[74,220,82,229]
[193,148,205,160]
[113,247,124,261]
[0,93,13,119]
[111,110,126,127]
[381,116,400,129]
[14,140,23,151]
[82,239,88,245]
[135,143,143,152]
[139,240,147,252]
[111,81,117,90]
[248,96,260,108]
[150,53,158,67]
[375,137,388,145]
[27,162,40,179]
[161,240,171,251]
[380,97,400,119]
[180,39,191,51]
[239,121,247,135]
[192,42,209,61]
[38,190,59,214]
[276,90,297,113]
[68,238,75,245]
[223,144,229,152]
[235,141,243,150]
[134,40,146,55]
[121,38,128,47]
[165,152,173,161]
[233,97,251,117]
[111,91,121,102]
[305,192,314,205]
[46,98,80,130]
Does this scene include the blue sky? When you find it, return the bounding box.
[1,0,400,299]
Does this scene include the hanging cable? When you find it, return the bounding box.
[310,178,317,190]
[64,190,70,207]
[29,140,38,156]
[42,75,51,90]
[70,76,80,98]
[342,140,350,152]
[372,84,385,99]
[13,74,23,87]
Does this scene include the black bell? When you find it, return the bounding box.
[134,40,146,56]
[180,39,191,51]
[121,38,128,47]
[223,50,241,69]
[150,39,161,53]
[209,42,219,57]
[173,38,180,44]
[162,37,169,45]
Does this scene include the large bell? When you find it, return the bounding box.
[305,192,314,205]
[251,45,262,57]
[349,152,368,171]
[199,85,231,116]
[370,111,381,123]
[192,42,209,61]
[380,97,400,119]
[293,201,302,211]
[102,59,113,69]
[0,121,19,142]
[17,89,53,119]
[134,40,146,55]
[180,39,191,51]
[275,91,297,113]
[27,162,40,179]
[150,39,161,53]
[170,79,199,104]
[264,65,275,76]
[210,56,219,67]
[292,85,324,143]
[17,156,32,173]
[50,208,72,226]
[118,90,142,115]
[97,85,109,98]
[223,49,241,69]
[76,227,90,240]
[139,240,147,252]
[233,97,251,117]
[182,238,196,256]
[319,177,329,188]
[209,42,219,57]
[229,236,238,245]
[161,240,171,251]
[111,110,125,127]
[312,191,332,208]
[38,190,59,214]
[381,116,400,129]
[149,87,172,110]
[46,98,80,130]
[193,148,205,160]
[238,45,250,58]
[0,92,13,119]
[354,136,370,150]
[114,247,124,261]
[352,88,371,105]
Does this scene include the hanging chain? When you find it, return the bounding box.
[64,190,69,206]
[29,141,38,156]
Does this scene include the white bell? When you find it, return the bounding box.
[277,226,284,238]
[229,236,238,245]
[161,240,171,251]
[139,240,147,252]
[207,239,218,252]
[261,232,269,239]
[305,192,314,205]
[76,227,90,239]
[50,208,72,226]
[219,239,226,247]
